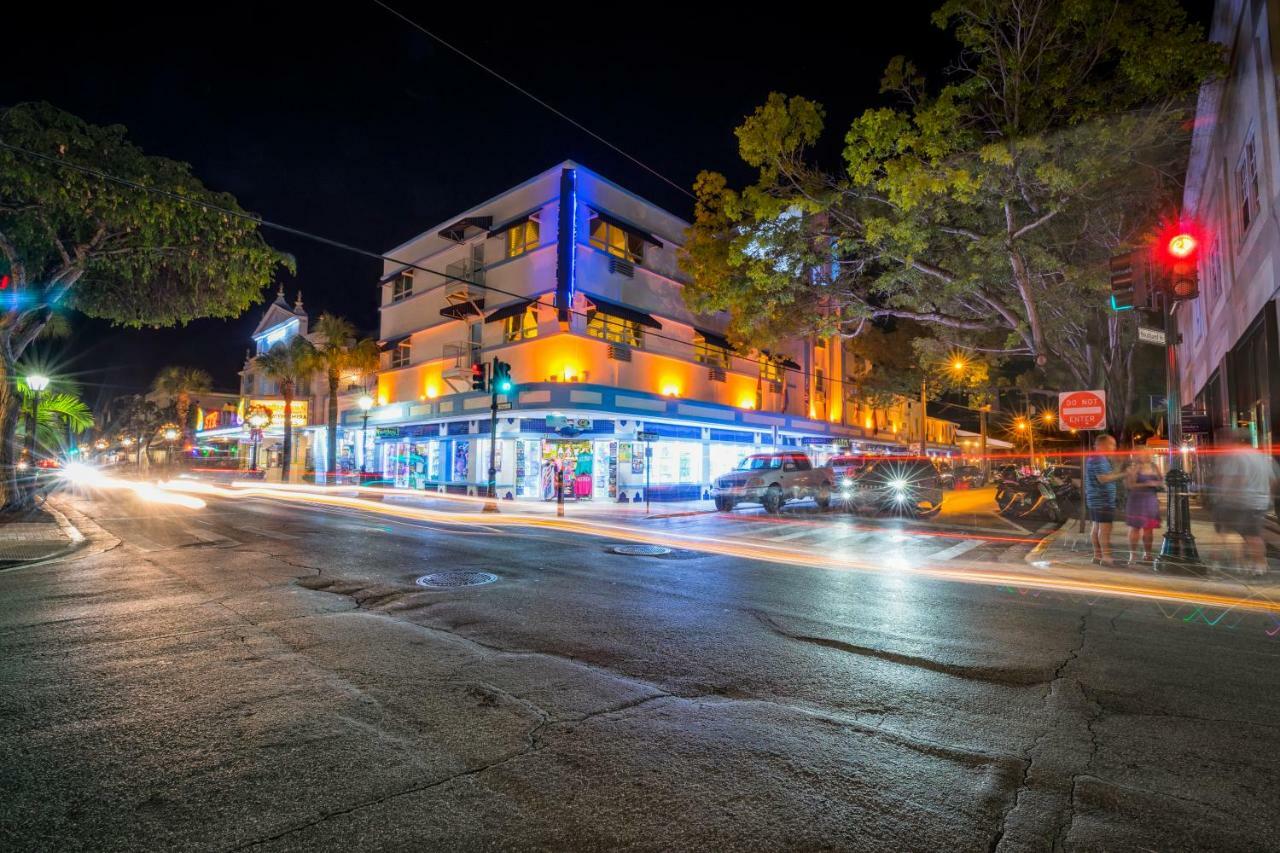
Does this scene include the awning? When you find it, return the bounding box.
[438,215,493,242]
[484,299,535,324]
[378,334,411,351]
[694,327,733,351]
[441,302,485,321]
[587,208,663,247]
[487,208,541,237]
[379,265,411,284]
[583,294,663,330]
[762,349,801,370]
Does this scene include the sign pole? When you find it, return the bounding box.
[483,357,499,513]
[1155,291,1200,571]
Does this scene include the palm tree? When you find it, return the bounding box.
[311,313,379,480]
[255,335,315,481]
[151,366,213,442]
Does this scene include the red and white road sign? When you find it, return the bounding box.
[1058,390,1107,431]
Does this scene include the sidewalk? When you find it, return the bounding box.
[0,501,83,567]
[1028,500,1280,583]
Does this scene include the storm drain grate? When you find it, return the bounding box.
[609,544,672,556]
[415,571,499,588]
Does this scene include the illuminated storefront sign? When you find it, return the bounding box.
[250,399,308,428]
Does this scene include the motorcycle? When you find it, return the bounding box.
[996,473,1067,523]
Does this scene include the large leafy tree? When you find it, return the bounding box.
[0,102,291,506]
[151,366,214,443]
[310,313,379,480]
[681,0,1221,432]
[255,335,315,482]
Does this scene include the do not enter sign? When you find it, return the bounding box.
[1059,390,1107,431]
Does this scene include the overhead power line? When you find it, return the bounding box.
[368,0,695,201]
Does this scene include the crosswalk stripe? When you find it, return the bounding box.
[923,538,984,562]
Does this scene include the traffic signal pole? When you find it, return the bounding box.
[1155,291,1200,571]
[484,357,499,513]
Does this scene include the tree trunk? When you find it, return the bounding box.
[0,345,26,510]
[327,368,339,480]
[282,384,293,482]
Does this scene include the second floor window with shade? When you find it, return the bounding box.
[587,311,643,348]
[390,341,410,369]
[391,273,414,303]
[503,305,539,342]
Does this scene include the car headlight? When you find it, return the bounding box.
[893,490,907,501]
[747,477,763,487]
[840,476,853,487]
[889,479,907,490]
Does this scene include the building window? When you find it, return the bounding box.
[505,214,540,259]
[1192,296,1206,341]
[391,273,414,303]
[1236,134,1260,242]
[503,305,539,342]
[694,334,731,368]
[586,311,643,347]
[588,212,645,264]
[1203,234,1222,306]
[814,368,827,401]
[759,358,782,384]
[390,341,410,369]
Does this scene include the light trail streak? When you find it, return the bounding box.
[160,479,1280,617]
[61,464,206,509]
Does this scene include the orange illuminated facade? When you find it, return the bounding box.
[352,163,955,500]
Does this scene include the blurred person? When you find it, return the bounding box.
[1124,455,1162,563]
[1084,434,1128,567]
[1212,430,1278,575]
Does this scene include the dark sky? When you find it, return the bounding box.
[4,1,1212,411]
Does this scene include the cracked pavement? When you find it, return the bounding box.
[1,490,1278,851]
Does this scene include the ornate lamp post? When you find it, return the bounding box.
[246,407,271,473]
[358,394,374,475]
[162,424,180,472]
[23,373,49,465]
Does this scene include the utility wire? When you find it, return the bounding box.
[0,138,969,411]
[368,0,695,201]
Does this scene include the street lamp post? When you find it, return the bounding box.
[24,373,49,466]
[162,425,179,473]
[357,394,374,475]
[246,408,270,473]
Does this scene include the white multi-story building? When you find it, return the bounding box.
[1177,0,1280,448]
[351,161,954,501]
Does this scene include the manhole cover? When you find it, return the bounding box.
[415,571,499,588]
[609,544,672,556]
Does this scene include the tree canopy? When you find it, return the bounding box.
[680,0,1222,428]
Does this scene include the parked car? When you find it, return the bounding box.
[826,454,873,492]
[712,452,833,513]
[843,458,945,516]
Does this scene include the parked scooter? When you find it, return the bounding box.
[996,472,1067,523]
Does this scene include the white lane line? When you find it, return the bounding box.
[923,538,984,562]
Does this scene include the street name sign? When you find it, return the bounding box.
[1059,390,1107,431]
[1138,326,1167,346]
[636,430,659,442]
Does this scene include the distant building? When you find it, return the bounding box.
[195,289,370,477]
[355,161,957,500]
[1177,0,1280,448]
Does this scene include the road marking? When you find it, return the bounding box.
[924,538,984,562]
[236,525,299,540]
[182,527,239,547]
[759,526,817,542]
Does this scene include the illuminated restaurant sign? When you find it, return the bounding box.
[249,399,308,428]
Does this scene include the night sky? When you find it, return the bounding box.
[4,1,1210,413]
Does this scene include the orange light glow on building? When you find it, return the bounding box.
[864,416,873,430]
[661,383,681,397]
[425,384,439,399]
[738,396,756,409]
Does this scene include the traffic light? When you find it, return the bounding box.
[470,362,487,392]
[492,359,513,394]
[1108,251,1148,311]
[1158,226,1200,301]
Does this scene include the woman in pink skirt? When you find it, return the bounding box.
[1125,456,1162,563]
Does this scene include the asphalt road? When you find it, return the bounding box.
[2,485,1278,851]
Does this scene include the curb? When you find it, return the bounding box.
[0,500,88,574]
[1026,517,1076,563]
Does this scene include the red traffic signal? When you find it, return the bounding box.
[1152,220,1203,301]
[470,362,487,392]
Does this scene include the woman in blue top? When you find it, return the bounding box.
[1124,456,1162,563]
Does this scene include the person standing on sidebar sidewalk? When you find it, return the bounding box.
[1084,433,1129,568]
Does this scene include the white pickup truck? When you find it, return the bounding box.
[711,452,833,513]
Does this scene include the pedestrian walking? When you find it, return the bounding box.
[1211,430,1278,575]
[1084,434,1128,567]
[1124,455,1162,563]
